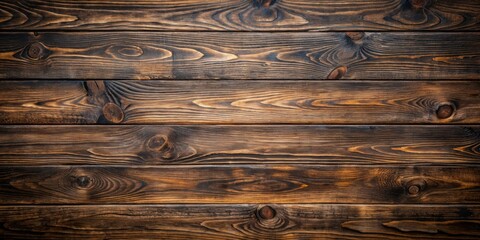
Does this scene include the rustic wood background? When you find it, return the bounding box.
[0,0,479,239]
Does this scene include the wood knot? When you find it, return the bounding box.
[147,135,168,152]
[436,103,455,120]
[102,102,124,123]
[253,0,276,8]
[257,205,276,220]
[27,42,46,59]
[409,0,432,9]
[251,205,294,232]
[327,66,347,79]
[407,185,420,195]
[144,134,178,160]
[75,176,91,188]
[345,32,364,42]
[406,179,426,196]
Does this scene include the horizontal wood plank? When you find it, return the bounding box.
[1,204,479,239]
[0,165,479,204]
[0,0,479,31]
[1,125,479,165]
[1,81,479,124]
[0,32,479,79]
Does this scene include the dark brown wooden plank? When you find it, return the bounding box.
[1,204,479,239]
[0,165,479,204]
[1,125,479,165]
[0,0,479,31]
[0,32,479,79]
[1,81,479,124]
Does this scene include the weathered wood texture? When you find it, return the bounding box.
[0,0,479,31]
[1,81,479,124]
[1,125,479,165]
[0,165,479,204]
[1,1,479,238]
[1,204,479,239]
[0,32,479,79]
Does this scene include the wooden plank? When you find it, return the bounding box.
[1,125,479,165]
[0,32,479,79]
[0,0,479,31]
[0,165,479,204]
[1,204,479,239]
[1,81,479,124]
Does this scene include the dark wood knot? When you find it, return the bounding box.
[327,66,347,79]
[345,32,365,42]
[409,0,432,9]
[253,0,276,8]
[27,42,45,59]
[252,205,295,231]
[144,134,177,160]
[406,179,426,196]
[436,103,455,119]
[147,135,168,152]
[257,205,276,220]
[102,102,124,123]
[76,176,91,188]
[407,185,420,195]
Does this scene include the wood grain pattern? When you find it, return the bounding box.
[1,80,479,124]
[0,3,478,240]
[0,165,479,204]
[0,32,479,79]
[1,125,479,165]
[0,0,479,31]
[1,204,479,239]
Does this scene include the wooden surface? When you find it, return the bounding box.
[1,205,479,239]
[1,0,479,239]
[1,80,479,124]
[0,165,479,204]
[1,125,479,165]
[0,32,479,79]
[0,0,479,31]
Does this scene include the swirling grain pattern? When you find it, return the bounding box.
[0,165,479,204]
[1,204,479,239]
[0,81,99,124]
[0,32,479,79]
[1,80,479,124]
[0,0,479,238]
[0,0,478,31]
[1,125,479,165]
